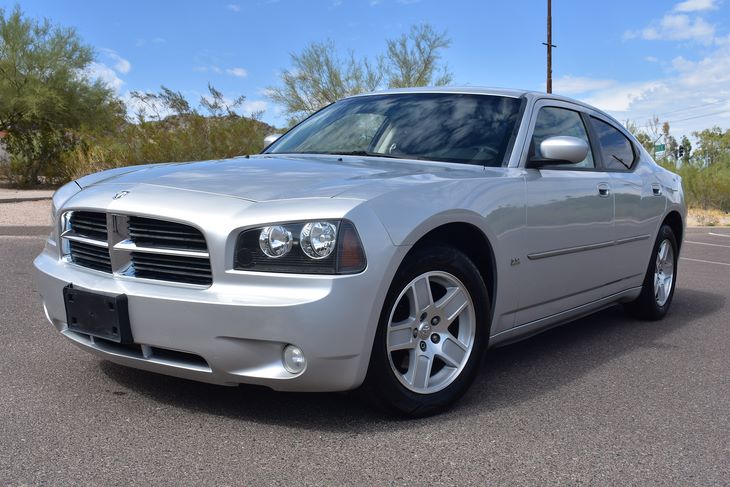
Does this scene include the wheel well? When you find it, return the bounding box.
[408,223,496,310]
[663,211,684,250]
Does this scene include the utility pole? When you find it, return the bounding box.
[543,0,556,93]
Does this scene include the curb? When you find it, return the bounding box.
[0,197,52,204]
[0,225,51,236]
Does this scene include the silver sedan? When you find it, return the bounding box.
[34,88,685,416]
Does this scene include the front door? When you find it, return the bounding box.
[516,102,615,325]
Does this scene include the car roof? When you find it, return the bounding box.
[347,86,625,131]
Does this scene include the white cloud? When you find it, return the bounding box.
[583,81,665,112]
[226,3,241,12]
[553,75,617,95]
[242,100,268,116]
[369,0,382,5]
[397,0,422,4]
[86,62,124,91]
[563,40,730,135]
[627,13,715,43]
[674,0,718,12]
[100,48,131,74]
[226,67,248,78]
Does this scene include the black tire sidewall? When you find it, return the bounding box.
[365,245,491,417]
[632,224,679,320]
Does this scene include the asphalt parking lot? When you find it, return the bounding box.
[1,226,728,485]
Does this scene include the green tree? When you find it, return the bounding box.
[625,119,653,153]
[0,6,124,185]
[385,24,452,88]
[692,126,730,166]
[268,23,452,125]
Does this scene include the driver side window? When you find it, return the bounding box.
[531,107,595,169]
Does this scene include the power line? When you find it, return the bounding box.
[633,108,730,130]
[654,99,729,118]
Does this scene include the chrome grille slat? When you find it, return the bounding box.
[132,253,212,285]
[68,211,108,241]
[62,211,212,286]
[127,216,207,252]
[68,240,112,273]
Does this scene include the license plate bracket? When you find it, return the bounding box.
[63,284,133,344]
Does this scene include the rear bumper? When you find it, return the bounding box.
[33,243,396,392]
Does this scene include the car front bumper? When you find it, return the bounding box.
[33,240,401,392]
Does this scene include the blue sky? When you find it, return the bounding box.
[7,0,730,135]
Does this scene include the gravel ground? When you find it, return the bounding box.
[0,200,51,226]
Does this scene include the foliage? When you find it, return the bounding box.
[268,23,452,125]
[62,85,272,180]
[0,6,124,186]
[385,24,452,88]
[691,126,730,166]
[266,41,383,125]
[627,118,730,212]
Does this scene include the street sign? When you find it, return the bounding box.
[655,143,666,153]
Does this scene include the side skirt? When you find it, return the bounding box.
[488,286,642,348]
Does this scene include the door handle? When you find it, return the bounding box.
[652,183,662,196]
[597,183,611,197]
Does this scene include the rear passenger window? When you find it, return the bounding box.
[590,117,636,170]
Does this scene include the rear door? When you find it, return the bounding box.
[590,115,665,287]
[516,101,615,325]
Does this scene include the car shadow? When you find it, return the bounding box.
[100,288,724,431]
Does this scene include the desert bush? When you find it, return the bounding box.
[659,158,730,212]
[63,114,270,180]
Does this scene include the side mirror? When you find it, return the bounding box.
[527,136,589,168]
[263,133,282,148]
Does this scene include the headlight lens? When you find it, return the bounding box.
[235,220,366,274]
[259,225,293,258]
[300,221,337,259]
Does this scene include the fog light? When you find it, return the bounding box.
[283,345,306,374]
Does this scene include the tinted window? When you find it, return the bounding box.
[268,93,523,167]
[531,107,594,168]
[590,117,635,170]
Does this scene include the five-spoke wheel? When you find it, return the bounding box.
[365,245,489,417]
[626,224,679,320]
[386,271,475,394]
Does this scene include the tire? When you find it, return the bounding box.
[624,224,679,320]
[364,245,490,417]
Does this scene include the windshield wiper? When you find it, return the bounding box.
[274,150,423,160]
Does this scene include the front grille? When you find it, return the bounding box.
[69,211,107,241]
[68,240,113,273]
[128,216,207,251]
[131,252,212,285]
[62,211,212,286]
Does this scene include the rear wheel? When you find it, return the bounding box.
[364,246,490,417]
[625,224,678,320]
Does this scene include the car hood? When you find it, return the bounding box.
[77,154,488,202]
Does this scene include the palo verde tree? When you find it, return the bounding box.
[0,6,124,185]
[268,23,452,125]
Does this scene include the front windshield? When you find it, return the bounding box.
[266,93,523,167]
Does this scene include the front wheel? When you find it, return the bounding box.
[625,224,679,320]
[364,246,490,417]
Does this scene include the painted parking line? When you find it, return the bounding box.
[708,232,730,238]
[681,257,730,267]
[685,240,730,249]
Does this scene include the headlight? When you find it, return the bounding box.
[235,220,366,274]
[300,221,337,259]
[259,225,293,258]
